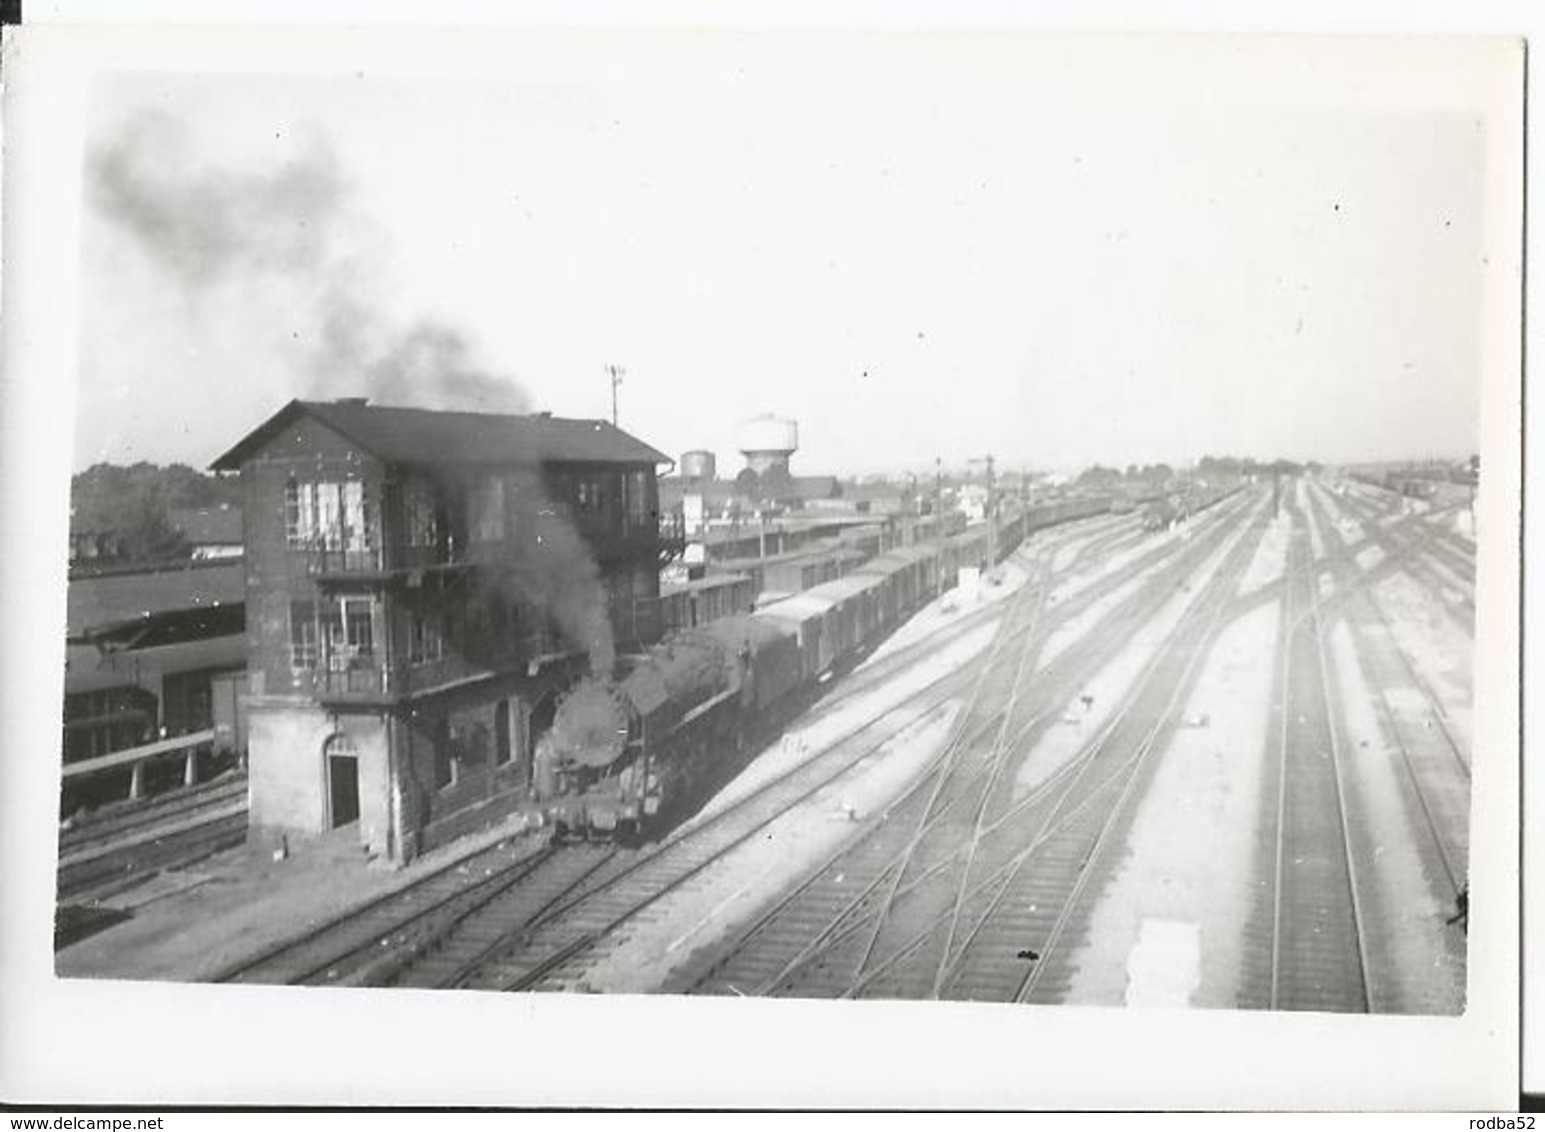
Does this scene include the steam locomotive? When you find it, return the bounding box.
[537,497,1115,839]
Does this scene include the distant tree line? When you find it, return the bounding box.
[71,462,241,566]
[1075,455,1322,489]
[734,465,798,503]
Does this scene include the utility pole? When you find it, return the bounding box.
[935,457,946,597]
[967,454,996,569]
[987,454,997,569]
[605,364,626,427]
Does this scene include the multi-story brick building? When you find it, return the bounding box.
[212,398,677,863]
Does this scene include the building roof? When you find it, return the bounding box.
[854,545,936,577]
[661,573,753,596]
[66,561,246,638]
[793,475,841,501]
[168,505,244,546]
[658,477,743,506]
[840,480,909,502]
[211,399,670,472]
[65,634,247,695]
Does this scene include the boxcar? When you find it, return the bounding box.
[697,614,803,712]
[659,573,756,632]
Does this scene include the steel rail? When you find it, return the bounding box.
[680,489,1267,997]
[845,553,1057,981]
[1266,490,1370,1013]
[1303,485,1466,900]
[934,494,1271,1001]
[761,492,1270,999]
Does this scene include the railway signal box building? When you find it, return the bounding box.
[212,399,677,863]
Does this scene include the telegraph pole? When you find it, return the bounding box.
[935,457,946,596]
[986,454,997,570]
[967,454,996,568]
[606,364,626,427]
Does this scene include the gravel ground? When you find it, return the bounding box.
[1038,562,1156,674]
[1011,498,1259,801]
[859,554,1031,669]
[1048,518,1194,609]
[559,704,962,993]
[1238,507,1289,597]
[1370,571,1473,757]
[1059,596,1279,1008]
[56,808,549,982]
[1328,620,1466,1015]
[683,620,1001,832]
[1355,544,1386,573]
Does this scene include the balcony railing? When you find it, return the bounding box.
[302,537,471,581]
[299,509,685,579]
[315,658,392,699]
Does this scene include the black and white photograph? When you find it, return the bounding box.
[0,16,1523,1110]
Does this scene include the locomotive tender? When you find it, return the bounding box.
[538,495,1118,839]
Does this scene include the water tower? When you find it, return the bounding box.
[739,414,799,476]
[681,449,717,481]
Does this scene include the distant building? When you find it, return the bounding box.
[955,484,989,523]
[68,525,128,567]
[63,562,248,773]
[211,398,677,863]
[169,505,245,561]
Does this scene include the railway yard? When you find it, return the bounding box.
[55,473,1473,1014]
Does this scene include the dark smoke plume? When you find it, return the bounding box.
[87,111,528,415]
[89,110,616,673]
[477,471,616,676]
[89,111,343,287]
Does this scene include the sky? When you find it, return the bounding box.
[75,42,1490,479]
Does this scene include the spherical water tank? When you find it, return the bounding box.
[681,450,716,480]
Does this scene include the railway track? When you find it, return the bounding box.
[672,550,1060,999]
[57,809,249,906]
[1241,491,1370,1013]
[883,491,1271,1003]
[1309,483,1473,778]
[363,535,1111,992]
[671,490,1271,1001]
[407,679,983,991]
[1379,507,1476,591]
[218,836,567,985]
[208,499,1240,992]
[1334,490,1475,629]
[827,513,1126,705]
[216,636,1006,988]
[59,773,247,855]
[1303,485,1469,984]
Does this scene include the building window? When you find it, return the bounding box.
[319,596,376,671]
[409,610,445,665]
[286,479,371,550]
[289,601,318,669]
[404,479,439,548]
[495,700,512,766]
[284,479,308,544]
[624,469,651,527]
[343,598,374,657]
[432,719,453,789]
[522,606,555,656]
[470,475,505,542]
